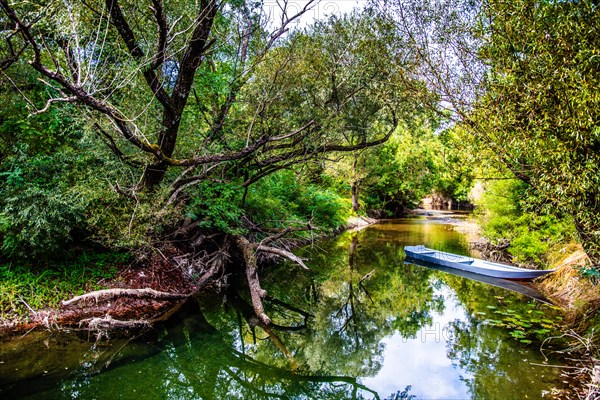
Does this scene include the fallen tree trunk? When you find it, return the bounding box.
[235,235,271,325]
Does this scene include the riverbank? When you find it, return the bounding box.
[0,216,379,337]
[0,216,571,399]
[0,251,195,337]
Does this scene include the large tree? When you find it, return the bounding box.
[0,1,427,322]
[473,0,600,265]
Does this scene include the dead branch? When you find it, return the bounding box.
[258,223,314,247]
[235,235,271,325]
[62,288,189,308]
[359,269,375,285]
[256,245,309,270]
[105,0,173,110]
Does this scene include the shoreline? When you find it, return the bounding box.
[0,215,380,338]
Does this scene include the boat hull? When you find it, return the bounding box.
[404,245,555,281]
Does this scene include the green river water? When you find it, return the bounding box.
[0,217,566,399]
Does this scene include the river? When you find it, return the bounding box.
[0,216,566,399]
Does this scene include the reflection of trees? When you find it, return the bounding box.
[245,229,441,379]
[41,299,382,400]
[440,274,563,399]
[16,226,443,399]
[445,318,561,399]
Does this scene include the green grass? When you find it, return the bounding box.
[0,252,130,321]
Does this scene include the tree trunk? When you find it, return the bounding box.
[351,181,360,212]
[140,106,184,189]
[234,235,271,325]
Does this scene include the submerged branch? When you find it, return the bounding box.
[235,235,271,325]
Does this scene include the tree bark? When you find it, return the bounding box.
[234,236,271,325]
[61,288,189,307]
[351,181,360,212]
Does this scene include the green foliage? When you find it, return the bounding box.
[0,117,149,257]
[472,0,600,264]
[579,263,600,285]
[475,179,575,264]
[481,301,563,344]
[354,120,475,215]
[244,170,352,231]
[432,127,476,203]
[0,252,128,319]
[186,181,244,234]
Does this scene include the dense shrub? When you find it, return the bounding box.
[475,179,575,265]
[244,170,352,231]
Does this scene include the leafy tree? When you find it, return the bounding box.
[472,0,600,265]
[380,0,600,267]
[0,1,431,323]
[474,178,576,265]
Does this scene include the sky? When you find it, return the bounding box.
[263,0,369,28]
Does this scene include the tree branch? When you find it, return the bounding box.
[62,288,189,307]
[256,245,309,270]
[171,0,219,111]
[150,0,168,70]
[32,96,77,115]
[258,224,314,247]
[105,0,173,111]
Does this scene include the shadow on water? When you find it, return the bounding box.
[0,218,566,399]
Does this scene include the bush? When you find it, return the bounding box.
[185,181,244,234]
[244,170,352,231]
[475,179,575,265]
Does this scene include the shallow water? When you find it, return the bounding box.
[0,218,565,399]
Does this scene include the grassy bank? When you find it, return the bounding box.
[0,252,129,323]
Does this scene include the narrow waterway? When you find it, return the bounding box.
[0,217,565,399]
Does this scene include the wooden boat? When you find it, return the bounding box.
[404,245,555,281]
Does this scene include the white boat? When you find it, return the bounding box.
[404,245,555,281]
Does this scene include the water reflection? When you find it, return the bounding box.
[0,218,564,399]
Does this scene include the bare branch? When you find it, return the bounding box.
[62,288,189,307]
[256,245,309,270]
[258,223,314,247]
[150,0,168,70]
[32,96,77,115]
[105,0,173,111]
[268,119,315,142]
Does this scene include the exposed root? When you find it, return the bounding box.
[257,245,309,270]
[62,288,190,308]
[233,227,317,326]
[471,238,511,263]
